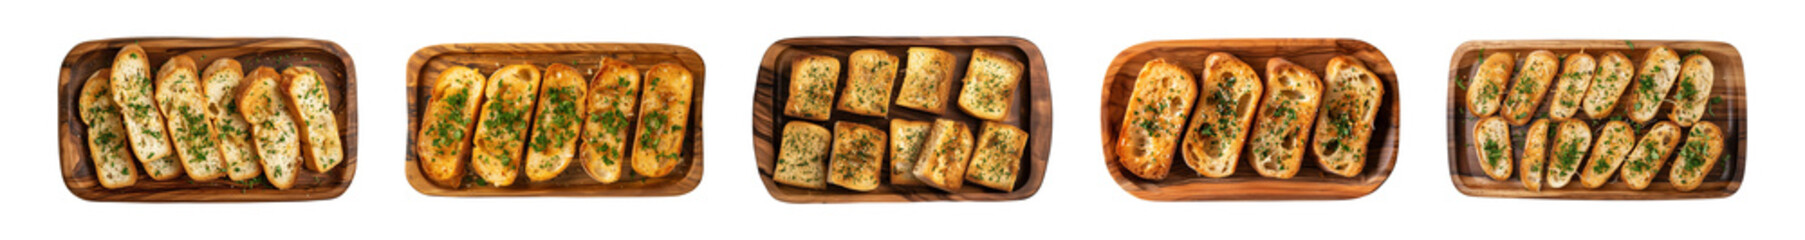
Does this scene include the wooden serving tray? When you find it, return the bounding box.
[57,37,360,202]
[1446,40,1745,199]
[752,37,1051,203]
[405,43,705,197]
[1100,39,1400,201]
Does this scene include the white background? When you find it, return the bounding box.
[3,0,1799,239]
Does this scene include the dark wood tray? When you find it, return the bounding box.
[752,36,1051,203]
[1100,39,1400,200]
[1446,40,1745,199]
[58,37,359,202]
[404,43,705,197]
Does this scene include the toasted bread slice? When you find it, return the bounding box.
[416,66,486,187]
[1669,55,1715,127]
[79,69,140,189]
[470,64,542,187]
[1547,53,1595,120]
[240,67,301,189]
[784,55,839,121]
[966,122,1027,192]
[828,121,885,192]
[282,67,344,173]
[1583,52,1634,119]
[155,56,226,181]
[888,119,931,186]
[1620,121,1681,190]
[912,119,974,192]
[895,47,958,114]
[1623,46,1682,123]
[1545,119,1592,188]
[1578,120,1635,189]
[1466,52,1514,117]
[1519,119,1551,191]
[1114,58,1196,180]
[1182,53,1261,178]
[108,44,176,178]
[957,48,1025,121]
[201,59,261,181]
[773,121,830,189]
[523,64,588,182]
[1669,122,1723,191]
[578,58,640,183]
[630,63,694,178]
[1249,58,1323,179]
[1312,56,1385,177]
[1501,50,1558,125]
[836,49,900,117]
[1472,116,1513,180]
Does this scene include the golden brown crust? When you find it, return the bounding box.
[956,48,1024,121]
[1669,55,1715,127]
[1467,52,1514,118]
[1579,121,1635,189]
[630,63,694,178]
[828,121,885,191]
[1583,52,1634,119]
[1248,57,1322,179]
[240,67,300,189]
[895,47,957,114]
[1624,46,1682,123]
[470,64,542,187]
[579,58,640,184]
[416,66,486,187]
[1669,122,1723,191]
[1545,119,1591,189]
[773,121,830,189]
[1547,53,1595,120]
[1520,119,1551,191]
[524,64,588,182]
[1312,56,1384,177]
[784,55,839,121]
[888,119,930,186]
[1182,53,1260,178]
[912,119,974,192]
[1114,58,1196,180]
[836,49,899,117]
[1501,50,1558,125]
[966,122,1027,192]
[80,69,140,189]
[1620,121,1681,190]
[1472,116,1512,181]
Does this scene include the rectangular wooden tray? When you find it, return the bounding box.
[752,36,1051,203]
[1446,40,1745,199]
[58,37,360,202]
[1100,39,1400,201]
[404,43,705,197]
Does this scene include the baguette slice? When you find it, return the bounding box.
[888,119,930,186]
[415,66,486,186]
[1114,58,1197,180]
[240,67,302,189]
[1312,56,1385,177]
[784,55,839,121]
[1669,55,1715,127]
[470,64,542,187]
[1623,46,1682,123]
[202,59,261,181]
[966,121,1028,192]
[79,69,140,189]
[1466,52,1514,117]
[1620,121,1681,190]
[836,49,899,117]
[282,67,344,173]
[108,44,177,179]
[630,63,694,178]
[1669,122,1723,191]
[1500,50,1558,125]
[894,47,958,114]
[156,56,226,181]
[1547,53,1596,120]
[1182,53,1261,178]
[1472,116,1513,180]
[1248,58,1322,179]
[1545,119,1592,188]
[956,48,1025,121]
[912,119,974,192]
[1583,52,1635,119]
[1519,119,1551,191]
[1578,120,1635,189]
[773,121,830,189]
[524,64,588,182]
[828,121,885,192]
[578,58,640,183]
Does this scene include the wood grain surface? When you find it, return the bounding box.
[752,37,1051,203]
[58,37,359,202]
[1100,39,1400,200]
[1446,40,1745,199]
[404,43,705,197]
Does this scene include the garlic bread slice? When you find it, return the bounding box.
[956,48,1024,121]
[828,121,885,192]
[579,58,639,183]
[1501,50,1557,125]
[836,49,899,117]
[895,47,957,114]
[1248,58,1322,179]
[471,64,542,187]
[774,121,830,189]
[1669,122,1723,191]
[202,59,261,181]
[1472,116,1512,181]
[1182,53,1261,178]
[967,121,1027,192]
[156,56,226,181]
[912,119,974,192]
[1312,56,1384,177]
[1114,58,1196,180]
[416,66,486,187]
[1579,120,1635,189]
[1466,52,1513,117]
[282,67,344,173]
[1547,53,1595,120]
[1583,52,1634,119]
[240,67,302,189]
[1623,46,1681,123]
[108,44,177,179]
[524,64,588,182]
[1620,121,1681,190]
[1669,55,1714,127]
[1545,119,1592,189]
[79,69,140,189]
[630,63,694,178]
